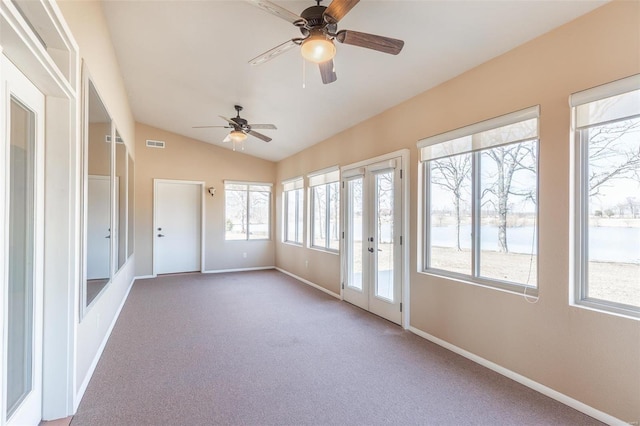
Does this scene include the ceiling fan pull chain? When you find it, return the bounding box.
[302,56,306,89]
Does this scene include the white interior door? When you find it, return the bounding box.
[86,175,111,280]
[343,158,403,325]
[154,180,202,275]
[1,55,45,426]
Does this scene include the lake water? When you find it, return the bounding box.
[431,225,640,263]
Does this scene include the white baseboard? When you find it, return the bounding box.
[74,276,136,411]
[203,266,275,274]
[408,326,625,426]
[134,274,156,280]
[275,267,341,300]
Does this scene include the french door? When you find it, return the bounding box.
[1,55,45,425]
[342,157,403,325]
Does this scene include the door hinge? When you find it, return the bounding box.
[342,282,344,289]
[400,236,403,245]
[400,302,403,312]
[342,231,344,239]
[400,169,403,179]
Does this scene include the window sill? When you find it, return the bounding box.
[418,269,539,299]
[282,241,303,247]
[572,299,640,321]
[309,246,340,256]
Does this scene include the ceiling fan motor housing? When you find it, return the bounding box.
[299,5,337,36]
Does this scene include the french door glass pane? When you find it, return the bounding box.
[328,182,340,250]
[347,178,363,290]
[7,98,35,417]
[375,171,394,301]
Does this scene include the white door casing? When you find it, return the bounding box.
[1,54,45,426]
[153,180,203,275]
[342,152,407,326]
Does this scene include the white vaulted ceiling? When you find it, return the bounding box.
[101,0,607,162]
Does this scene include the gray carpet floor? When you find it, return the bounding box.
[72,270,602,425]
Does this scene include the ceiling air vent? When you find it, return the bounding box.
[146,139,165,149]
[105,135,124,143]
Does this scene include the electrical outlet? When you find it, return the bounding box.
[243,252,247,258]
[305,260,309,268]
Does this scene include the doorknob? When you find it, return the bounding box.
[158,234,165,238]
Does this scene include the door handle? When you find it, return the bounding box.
[368,247,374,253]
[158,234,165,238]
[105,235,110,239]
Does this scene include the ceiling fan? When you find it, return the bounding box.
[247,0,405,84]
[193,105,277,144]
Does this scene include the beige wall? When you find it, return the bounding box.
[275,1,640,422]
[134,123,277,277]
[57,0,137,400]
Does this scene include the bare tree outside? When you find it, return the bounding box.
[584,109,640,308]
[430,154,471,251]
[481,140,537,253]
[587,118,640,197]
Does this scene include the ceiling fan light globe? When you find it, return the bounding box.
[229,130,247,143]
[301,36,336,64]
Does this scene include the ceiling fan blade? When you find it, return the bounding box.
[192,125,230,129]
[249,39,299,66]
[336,30,404,55]
[246,0,306,25]
[222,134,232,143]
[219,115,236,125]
[248,124,277,130]
[319,60,337,84]
[324,0,360,25]
[248,130,272,142]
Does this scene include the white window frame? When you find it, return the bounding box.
[282,177,304,245]
[571,74,640,318]
[418,106,540,295]
[224,180,272,241]
[308,167,340,253]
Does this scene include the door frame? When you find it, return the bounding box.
[340,149,410,328]
[1,1,80,421]
[152,179,205,277]
[1,54,46,426]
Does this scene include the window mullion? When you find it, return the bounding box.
[471,151,481,278]
[578,129,590,301]
[246,187,250,240]
[424,162,432,269]
[295,190,300,242]
[325,185,331,249]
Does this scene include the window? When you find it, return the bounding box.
[418,106,539,293]
[572,75,640,317]
[283,177,304,244]
[308,167,340,252]
[225,181,271,240]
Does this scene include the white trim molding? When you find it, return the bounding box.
[408,326,626,426]
[276,268,341,300]
[74,275,136,411]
